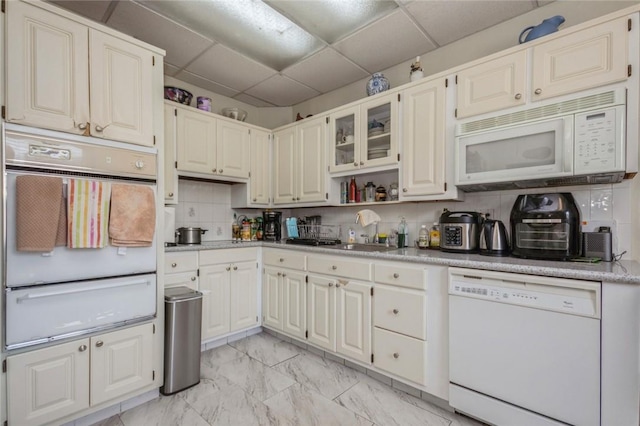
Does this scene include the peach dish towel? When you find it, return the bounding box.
[109,183,156,247]
[67,179,111,248]
[16,175,66,252]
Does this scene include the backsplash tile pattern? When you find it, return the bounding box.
[175,179,636,259]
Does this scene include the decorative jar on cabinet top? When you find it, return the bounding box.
[366,73,390,96]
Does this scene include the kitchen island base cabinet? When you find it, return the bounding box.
[7,323,154,426]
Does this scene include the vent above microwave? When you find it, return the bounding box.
[460,90,619,134]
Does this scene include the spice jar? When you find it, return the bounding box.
[375,185,387,202]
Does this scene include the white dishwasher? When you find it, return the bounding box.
[448,267,601,426]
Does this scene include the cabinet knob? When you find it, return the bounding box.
[332,265,337,270]
[96,341,104,348]
[233,266,238,270]
[171,263,177,268]
[95,125,104,133]
[168,192,174,197]
[336,283,341,288]
[78,123,87,131]
[292,197,296,201]
[297,197,301,201]
[402,188,408,192]
[515,93,522,100]
[191,276,196,281]
[213,169,217,173]
[393,273,399,278]
[282,273,286,277]
[393,308,399,315]
[360,161,364,165]
[279,258,284,262]
[253,198,257,202]
[329,282,334,287]
[226,267,231,271]
[393,352,400,359]
[78,344,87,352]
[534,88,542,95]
[354,162,358,167]
[219,169,223,173]
[135,160,145,169]
[278,272,282,276]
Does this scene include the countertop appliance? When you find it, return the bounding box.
[449,267,601,426]
[510,193,581,260]
[479,218,509,256]
[455,88,627,192]
[263,210,282,241]
[439,211,481,253]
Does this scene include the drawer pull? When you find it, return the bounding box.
[336,283,341,288]
[329,282,334,287]
[277,272,282,276]
[393,308,399,315]
[393,273,399,279]
[212,169,217,173]
[96,341,104,348]
[168,192,174,197]
[515,93,522,100]
[94,125,104,133]
[171,263,177,268]
[191,276,196,281]
[279,258,284,262]
[78,122,88,131]
[219,169,223,173]
[226,267,231,271]
[233,266,238,270]
[534,88,542,95]
[78,344,87,352]
[282,273,286,277]
[332,265,337,270]
[393,352,400,359]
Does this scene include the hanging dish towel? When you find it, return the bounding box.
[109,183,156,247]
[356,209,381,227]
[67,179,111,248]
[16,175,65,252]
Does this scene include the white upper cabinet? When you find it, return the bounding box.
[164,103,178,204]
[216,119,251,179]
[456,16,629,119]
[249,129,271,205]
[273,126,297,205]
[401,78,447,197]
[6,1,160,146]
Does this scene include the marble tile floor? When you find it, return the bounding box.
[93,332,485,426]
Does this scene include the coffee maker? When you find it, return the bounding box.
[263,210,282,241]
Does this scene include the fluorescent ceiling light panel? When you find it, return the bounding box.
[139,0,323,70]
[266,0,398,44]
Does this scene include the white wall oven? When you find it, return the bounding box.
[3,124,158,350]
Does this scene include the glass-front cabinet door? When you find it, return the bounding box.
[329,106,359,173]
[360,94,398,169]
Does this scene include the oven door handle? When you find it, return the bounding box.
[15,279,152,303]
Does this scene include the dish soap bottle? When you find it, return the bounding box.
[429,222,440,249]
[418,225,429,249]
[398,217,409,248]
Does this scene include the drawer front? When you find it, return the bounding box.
[308,256,371,281]
[264,249,306,270]
[374,285,426,340]
[199,247,257,266]
[374,263,426,290]
[164,271,198,291]
[374,327,426,385]
[165,251,198,273]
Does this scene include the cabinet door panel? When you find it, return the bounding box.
[263,267,283,330]
[307,274,336,351]
[90,323,154,405]
[250,129,271,205]
[329,106,359,173]
[298,117,326,203]
[532,17,628,101]
[177,108,217,174]
[7,339,90,426]
[360,94,399,169]
[217,120,250,178]
[273,127,297,204]
[336,281,371,364]
[230,261,259,332]
[89,30,154,146]
[282,270,307,339]
[6,1,89,134]
[401,79,446,197]
[200,264,231,340]
[456,50,527,118]
[164,104,178,203]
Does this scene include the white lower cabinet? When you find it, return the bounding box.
[307,274,336,351]
[7,323,154,426]
[164,251,198,291]
[263,266,307,340]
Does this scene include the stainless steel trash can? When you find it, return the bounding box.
[161,286,203,395]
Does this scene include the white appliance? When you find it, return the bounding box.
[3,124,158,350]
[455,88,626,191]
[448,267,601,426]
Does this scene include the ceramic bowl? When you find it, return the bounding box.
[222,107,248,122]
[164,86,193,105]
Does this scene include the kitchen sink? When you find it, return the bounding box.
[325,243,401,253]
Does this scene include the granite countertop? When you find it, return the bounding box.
[166,240,640,285]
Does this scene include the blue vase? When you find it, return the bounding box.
[366,73,390,96]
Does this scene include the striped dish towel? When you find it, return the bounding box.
[67,179,111,248]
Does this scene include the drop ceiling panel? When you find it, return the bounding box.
[185,44,277,92]
[334,9,436,73]
[234,93,276,108]
[107,1,213,69]
[246,75,320,107]
[407,1,537,46]
[283,48,369,93]
[174,70,240,99]
[48,1,112,22]
[164,63,180,77]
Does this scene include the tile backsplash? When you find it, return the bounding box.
[174,178,636,260]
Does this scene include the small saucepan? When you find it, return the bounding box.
[176,227,207,245]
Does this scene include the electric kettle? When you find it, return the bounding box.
[479,218,510,256]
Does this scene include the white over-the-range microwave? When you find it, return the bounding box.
[455,88,630,192]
